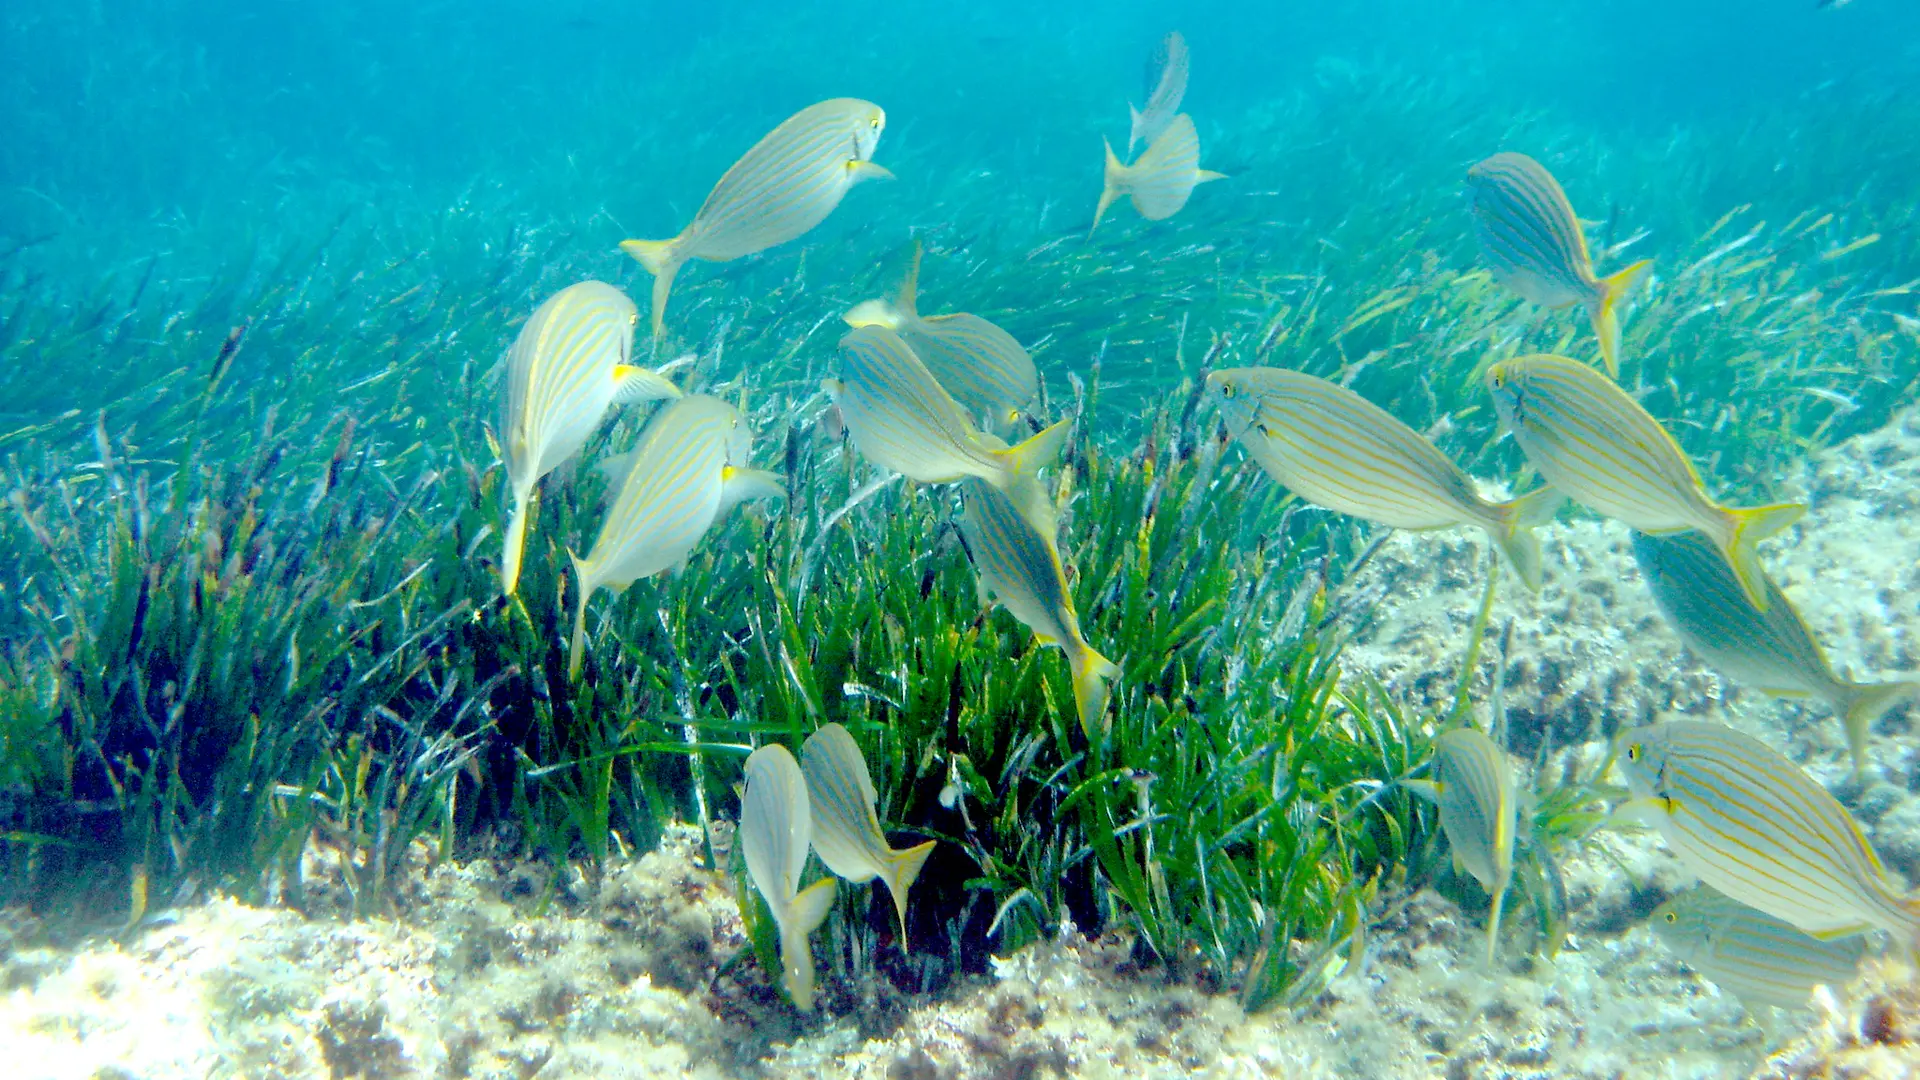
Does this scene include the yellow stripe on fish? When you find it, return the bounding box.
[740,744,837,1012]
[843,240,1039,435]
[1652,886,1868,1012]
[1633,530,1918,776]
[1406,727,1518,965]
[1206,367,1560,590]
[620,98,893,339]
[1093,114,1224,233]
[826,324,1068,498]
[1130,31,1190,154]
[959,476,1120,740]
[1617,720,1920,942]
[800,723,936,943]
[1466,152,1651,377]
[1486,353,1802,610]
[499,281,681,596]
[568,395,783,679]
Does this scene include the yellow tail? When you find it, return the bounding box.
[999,419,1072,485]
[1485,883,1507,968]
[1485,485,1562,592]
[1091,139,1126,236]
[1722,502,1805,612]
[1068,644,1123,740]
[500,485,534,597]
[1588,259,1652,379]
[1834,679,1920,778]
[780,877,838,1012]
[618,237,684,340]
[567,552,594,682]
[880,839,938,943]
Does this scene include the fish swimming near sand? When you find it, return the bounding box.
[1632,530,1918,776]
[800,723,937,942]
[1093,114,1224,233]
[843,240,1039,435]
[1485,353,1803,611]
[621,98,892,339]
[1207,367,1562,590]
[1130,31,1189,153]
[1465,152,1651,377]
[568,395,783,679]
[826,324,1068,500]
[498,281,681,595]
[740,743,837,1011]
[1616,720,1920,942]
[1652,885,1869,1011]
[958,477,1120,739]
[1405,727,1518,966]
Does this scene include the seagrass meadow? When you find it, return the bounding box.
[6,1,1920,1076]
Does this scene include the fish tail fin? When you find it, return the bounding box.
[1834,679,1920,778]
[1068,643,1122,739]
[1590,259,1652,379]
[1000,418,1073,487]
[619,237,685,339]
[501,487,533,597]
[567,552,592,682]
[898,237,922,318]
[1485,884,1507,968]
[881,839,938,943]
[1485,486,1562,592]
[781,877,838,1011]
[1722,502,1805,611]
[1092,139,1126,236]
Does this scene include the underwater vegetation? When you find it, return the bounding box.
[3,7,1920,1044]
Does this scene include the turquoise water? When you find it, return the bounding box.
[4,2,1920,1073]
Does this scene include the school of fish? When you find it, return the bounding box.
[488,34,1918,1016]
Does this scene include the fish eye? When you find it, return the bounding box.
[1219,383,1236,399]
[1626,743,1641,762]
[1488,370,1504,389]
[1663,911,1676,923]
[869,117,882,131]
[629,312,639,328]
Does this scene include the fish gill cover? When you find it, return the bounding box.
[1,0,1918,1058]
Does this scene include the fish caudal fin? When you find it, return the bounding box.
[619,237,685,340]
[1834,679,1920,778]
[1589,259,1653,379]
[780,877,838,1011]
[567,553,593,682]
[1068,644,1123,739]
[1092,139,1126,236]
[501,487,534,597]
[1487,486,1562,592]
[881,839,938,943]
[1722,502,1805,611]
[1485,884,1507,968]
[611,364,682,403]
[1000,418,1073,486]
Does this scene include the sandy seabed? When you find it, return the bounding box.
[5,408,1920,1080]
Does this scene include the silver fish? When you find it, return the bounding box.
[1130,31,1189,154]
[740,743,837,1011]
[1652,886,1868,1011]
[1407,727,1518,965]
[800,723,936,941]
[1094,114,1224,232]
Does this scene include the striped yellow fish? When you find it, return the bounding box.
[1465,152,1651,377]
[800,723,936,942]
[1486,353,1803,611]
[499,281,681,596]
[568,395,783,679]
[959,477,1120,739]
[1207,367,1561,590]
[1130,31,1189,154]
[1405,727,1518,966]
[843,240,1038,435]
[1633,530,1918,776]
[1093,114,1224,234]
[740,743,837,1012]
[1652,886,1868,1011]
[826,324,1068,496]
[620,98,892,339]
[1616,720,1920,942]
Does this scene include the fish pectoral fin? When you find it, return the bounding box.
[848,160,895,183]
[594,450,643,488]
[716,466,787,518]
[1196,169,1228,183]
[611,364,682,403]
[1400,778,1442,803]
[791,877,839,935]
[1606,796,1672,829]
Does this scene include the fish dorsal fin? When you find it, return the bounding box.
[898,238,923,319]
